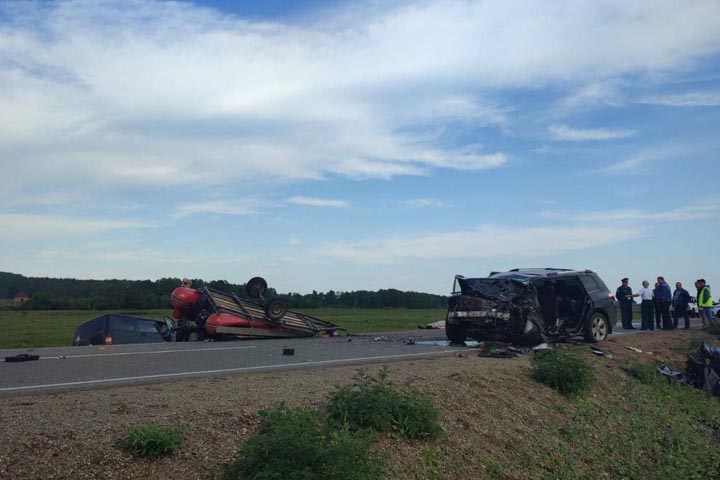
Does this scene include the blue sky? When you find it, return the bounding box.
[1,0,719,295]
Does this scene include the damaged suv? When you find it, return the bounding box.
[446,268,617,344]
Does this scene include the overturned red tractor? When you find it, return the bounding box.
[170,277,342,341]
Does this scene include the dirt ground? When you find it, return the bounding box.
[0,329,709,479]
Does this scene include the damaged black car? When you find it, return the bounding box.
[446,268,617,344]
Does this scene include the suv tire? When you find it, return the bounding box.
[584,312,609,343]
[446,323,467,343]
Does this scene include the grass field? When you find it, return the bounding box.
[0,308,446,349]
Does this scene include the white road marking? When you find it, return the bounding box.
[37,345,258,360]
[0,350,456,393]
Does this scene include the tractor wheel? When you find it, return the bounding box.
[246,277,268,299]
[265,299,288,321]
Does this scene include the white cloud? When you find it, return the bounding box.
[403,198,449,208]
[1,0,719,193]
[638,91,720,107]
[0,213,152,240]
[557,80,625,112]
[540,196,720,223]
[173,199,268,219]
[287,196,348,207]
[550,124,635,141]
[321,225,645,265]
[596,145,689,175]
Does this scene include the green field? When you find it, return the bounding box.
[0,308,446,349]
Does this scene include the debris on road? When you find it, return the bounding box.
[418,320,446,330]
[477,341,525,358]
[532,343,552,352]
[658,364,685,382]
[4,353,40,362]
[686,342,720,396]
[590,346,604,356]
[626,346,643,353]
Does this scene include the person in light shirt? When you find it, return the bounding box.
[634,280,655,330]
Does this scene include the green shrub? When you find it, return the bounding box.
[326,368,443,440]
[530,349,594,396]
[221,404,383,480]
[621,362,660,385]
[117,423,185,459]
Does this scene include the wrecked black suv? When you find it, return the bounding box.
[446,268,617,344]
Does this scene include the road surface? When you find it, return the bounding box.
[0,319,702,395]
[0,330,463,395]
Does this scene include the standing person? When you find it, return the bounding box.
[616,278,635,330]
[634,281,655,330]
[697,279,715,329]
[656,276,672,330]
[672,282,691,329]
[653,282,662,329]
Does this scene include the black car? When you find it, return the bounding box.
[72,314,174,346]
[446,268,617,344]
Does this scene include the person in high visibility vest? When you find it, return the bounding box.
[696,279,714,329]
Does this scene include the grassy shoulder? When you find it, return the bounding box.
[0,307,445,349]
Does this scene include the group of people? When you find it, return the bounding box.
[616,277,714,331]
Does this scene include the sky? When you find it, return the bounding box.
[1,0,719,295]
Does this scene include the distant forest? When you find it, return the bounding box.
[0,272,447,310]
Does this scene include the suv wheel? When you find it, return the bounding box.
[446,323,467,343]
[584,312,609,343]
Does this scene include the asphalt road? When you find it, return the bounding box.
[0,319,703,396]
[0,330,463,395]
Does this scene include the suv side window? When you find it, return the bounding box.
[137,319,160,333]
[580,276,600,293]
[109,315,136,331]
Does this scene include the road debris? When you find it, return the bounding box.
[5,353,40,362]
[590,346,604,356]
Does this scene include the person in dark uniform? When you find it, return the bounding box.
[616,278,634,329]
[672,282,691,329]
[653,282,662,329]
[656,276,673,330]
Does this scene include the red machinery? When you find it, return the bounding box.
[170,277,341,341]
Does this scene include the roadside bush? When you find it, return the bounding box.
[117,423,185,459]
[221,404,383,480]
[530,349,593,397]
[621,362,660,385]
[326,368,443,440]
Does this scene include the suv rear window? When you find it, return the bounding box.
[580,276,601,292]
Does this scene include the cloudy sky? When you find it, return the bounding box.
[1,0,719,295]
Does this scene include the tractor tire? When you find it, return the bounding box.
[246,277,268,299]
[265,299,288,321]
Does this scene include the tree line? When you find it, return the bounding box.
[0,272,447,310]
